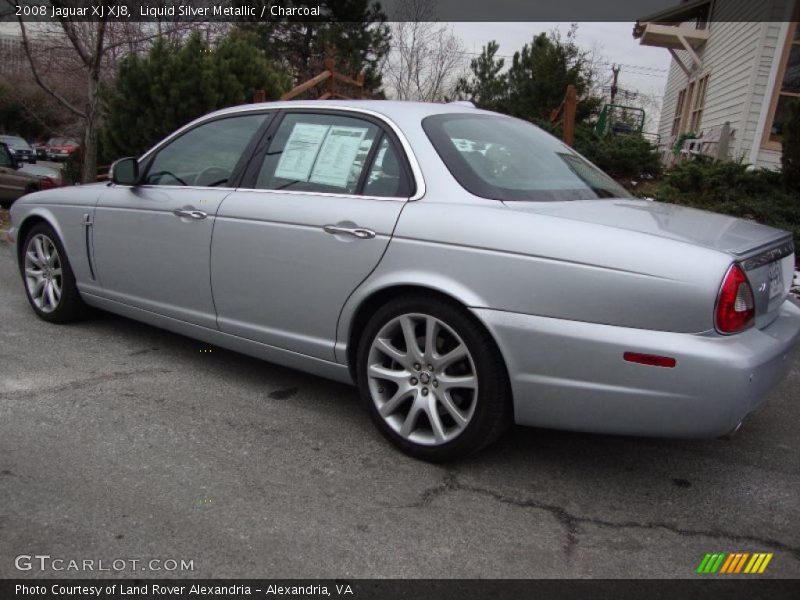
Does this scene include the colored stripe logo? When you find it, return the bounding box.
[696,552,773,574]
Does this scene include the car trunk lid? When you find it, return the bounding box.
[502,199,794,329]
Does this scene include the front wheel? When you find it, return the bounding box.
[357,295,512,462]
[20,223,87,323]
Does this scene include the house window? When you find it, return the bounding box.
[764,17,799,148]
[672,88,687,136]
[690,74,710,132]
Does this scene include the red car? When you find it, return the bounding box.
[44,137,80,161]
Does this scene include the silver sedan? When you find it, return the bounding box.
[8,101,800,461]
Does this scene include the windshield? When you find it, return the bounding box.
[422,113,631,202]
[0,136,31,150]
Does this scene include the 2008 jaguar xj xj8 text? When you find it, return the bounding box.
[8,101,800,460]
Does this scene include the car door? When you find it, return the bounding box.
[91,112,271,329]
[0,143,29,203]
[211,110,416,361]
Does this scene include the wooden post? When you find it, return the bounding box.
[253,89,266,103]
[323,51,335,98]
[563,85,577,147]
[356,73,365,99]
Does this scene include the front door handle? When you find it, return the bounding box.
[323,225,376,239]
[173,208,207,220]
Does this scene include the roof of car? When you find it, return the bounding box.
[206,99,488,121]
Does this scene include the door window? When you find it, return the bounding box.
[144,114,267,187]
[255,113,383,195]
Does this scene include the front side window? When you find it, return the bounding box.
[423,113,630,202]
[144,114,267,187]
[256,113,383,195]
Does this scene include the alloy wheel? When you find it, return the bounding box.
[24,233,63,314]
[367,313,478,446]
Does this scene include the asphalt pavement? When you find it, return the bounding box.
[0,231,798,579]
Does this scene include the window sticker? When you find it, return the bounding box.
[274,122,330,182]
[309,126,369,188]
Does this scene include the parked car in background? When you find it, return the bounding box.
[7,101,800,461]
[32,140,49,160]
[0,135,37,164]
[0,142,42,207]
[19,162,65,191]
[45,137,80,161]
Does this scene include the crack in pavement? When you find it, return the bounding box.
[0,368,173,398]
[406,472,800,560]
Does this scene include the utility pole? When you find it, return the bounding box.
[610,64,621,105]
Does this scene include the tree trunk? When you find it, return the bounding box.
[81,72,100,183]
[81,117,98,184]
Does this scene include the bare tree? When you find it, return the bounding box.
[384,0,466,102]
[12,2,109,182]
[9,0,205,182]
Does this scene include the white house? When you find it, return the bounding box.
[634,0,798,169]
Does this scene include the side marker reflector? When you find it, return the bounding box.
[623,352,676,368]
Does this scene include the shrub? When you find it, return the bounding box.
[63,149,82,185]
[574,131,662,182]
[656,160,800,251]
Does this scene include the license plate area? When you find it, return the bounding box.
[768,261,783,299]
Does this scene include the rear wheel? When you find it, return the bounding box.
[20,223,87,323]
[357,295,512,461]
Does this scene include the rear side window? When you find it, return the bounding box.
[423,113,631,202]
[256,113,380,194]
[144,114,266,187]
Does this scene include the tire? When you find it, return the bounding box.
[356,294,513,462]
[19,222,87,323]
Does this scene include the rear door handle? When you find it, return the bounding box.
[173,208,207,220]
[323,225,376,239]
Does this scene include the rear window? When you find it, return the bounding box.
[422,113,630,202]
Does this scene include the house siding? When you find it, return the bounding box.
[654,0,793,169]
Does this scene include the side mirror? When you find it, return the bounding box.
[110,157,139,185]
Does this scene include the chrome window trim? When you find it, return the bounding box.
[137,104,426,202]
[232,187,408,203]
[117,184,239,192]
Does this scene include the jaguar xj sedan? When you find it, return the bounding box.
[8,101,800,461]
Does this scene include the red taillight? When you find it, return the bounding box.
[39,177,56,190]
[715,264,755,334]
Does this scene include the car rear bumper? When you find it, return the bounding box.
[473,300,800,438]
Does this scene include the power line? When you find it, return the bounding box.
[451,49,669,75]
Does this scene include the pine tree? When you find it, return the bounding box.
[102,31,291,160]
[454,42,508,112]
[455,28,602,125]
[237,0,391,95]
